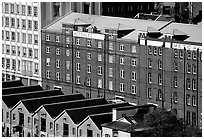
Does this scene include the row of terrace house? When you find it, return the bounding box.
[3,80,157,137]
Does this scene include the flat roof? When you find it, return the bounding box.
[2,85,43,96]
[2,80,24,88]
[3,89,63,109]
[21,93,85,113]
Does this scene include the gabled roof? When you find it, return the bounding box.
[43,98,109,118]
[2,80,24,88]
[3,89,63,109]
[89,113,112,130]
[2,85,43,96]
[65,102,131,124]
[21,94,85,113]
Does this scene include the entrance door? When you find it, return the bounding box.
[87,129,93,137]
[63,123,69,136]
[6,127,9,137]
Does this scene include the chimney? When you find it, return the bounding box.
[112,108,117,121]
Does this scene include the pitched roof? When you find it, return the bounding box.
[65,102,131,124]
[2,85,43,96]
[43,98,109,118]
[21,94,85,113]
[115,104,157,111]
[89,113,112,130]
[2,80,24,88]
[3,89,63,109]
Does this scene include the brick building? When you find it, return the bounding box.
[41,12,202,128]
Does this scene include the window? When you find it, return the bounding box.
[132,45,136,53]
[17,19,20,28]
[27,6,31,16]
[120,44,124,51]
[46,70,50,79]
[158,59,162,69]
[50,122,53,129]
[66,61,70,70]
[5,3,9,13]
[6,45,10,54]
[87,53,91,60]
[192,112,197,127]
[120,83,124,92]
[2,58,5,68]
[56,72,60,80]
[2,31,4,40]
[109,42,113,50]
[76,51,80,58]
[192,64,196,74]
[109,81,113,90]
[192,51,197,60]
[34,63,38,74]
[6,31,9,40]
[56,124,59,131]
[23,47,27,57]
[186,63,191,73]
[109,55,113,63]
[28,20,32,30]
[192,95,196,107]
[79,129,82,136]
[153,47,157,55]
[158,74,162,85]
[174,61,178,72]
[11,32,15,41]
[148,46,152,55]
[120,70,124,79]
[34,21,38,30]
[76,63,80,71]
[56,36,60,42]
[76,75,80,84]
[2,44,4,54]
[66,74,70,82]
[87,40,91,47]
[66,37,70,44]
[186,111,190,125]
[12,46,16,55]
[46,47,50,53]
[120,57,124,65]
[10,4,14,13]
[22,19,26,29]
[17,46,20,56]
[131,85,137,94]
[87,77,91,86]
[173,92,178,103]
[87,64,91,73]
[34,49,38,59]
[28,34,32,44]
[46,58,50,66]
[13,114,16,121]
[132,71,136,81]
[72,127,75,135]
[16,4,19,14]
[98,54,102,62]
[6,58,10,69]
[158,47,162,56]
[174,49,178,58]
[148,73,152,83]
[5,17,9,27]
[56,48,60,55]
[53,2,60,17]
[109,68,113,77]
[33,7,38,16]
[12,59,16,70]
[148,58,152,68]
[11,18,15,27]
[131,58,137,66]
[17,33,20,42]
[98,79,102,88]
[174,76,178,88]
[28,117,31,124]
[98,41,102,48]
[187,51,191,59]
[186,78,191,90]
[192,79,196,91]
[179,50,183,59]
[46,35,50,41]
[158,89,162,101]
[22,33,26,43]
[66,50,70,56]
[98,66,102,75]
[76,38,80,45]
[56,59,60,68]
[28,48,32,58]
[17,60,20,71]
[147,88,152,99]
[186,94,190,106]
[22,5,25,15]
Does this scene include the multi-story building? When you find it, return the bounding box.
[41,12,202,128]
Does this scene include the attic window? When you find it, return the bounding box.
[18,108,22,113]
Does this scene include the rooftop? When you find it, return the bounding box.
[20,93,85,113]
[2,85,43,96]
[2,80,24,89]
[3,89,63,109]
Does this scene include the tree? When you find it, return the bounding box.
[143,108,201,137]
